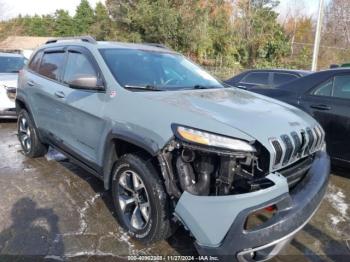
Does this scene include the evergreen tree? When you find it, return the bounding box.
[74,0,94,35]
[90,2,112,40]
[54,10,75,36]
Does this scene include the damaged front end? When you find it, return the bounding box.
[157,125,330,261]
[158,125,272,199]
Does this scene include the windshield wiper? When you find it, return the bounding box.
[193,85,209,89]
[193,85,222,90]
[124,84,164,91]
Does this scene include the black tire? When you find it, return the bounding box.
[17,109,48,158]
[112,154,172,244]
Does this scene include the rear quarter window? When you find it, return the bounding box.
[312,79,333,97]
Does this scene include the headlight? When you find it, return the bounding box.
[175,126,256,152]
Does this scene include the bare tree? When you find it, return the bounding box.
[324,0,350,48]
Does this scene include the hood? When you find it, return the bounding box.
[0,73,18,88]
[140,88,318,160]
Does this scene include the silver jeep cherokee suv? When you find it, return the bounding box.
[16,36,330,261]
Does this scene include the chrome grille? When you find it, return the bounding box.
[291,131,302,159]
[271,140,283,165]
[270,125,324,170]
[305,128,314,155]
[281,135,293,165]
[314,126,322,149]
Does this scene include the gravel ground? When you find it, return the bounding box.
[0,120,349,262]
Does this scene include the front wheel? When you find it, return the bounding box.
[112,154,172,244]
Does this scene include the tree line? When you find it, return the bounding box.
[0,0,349,76]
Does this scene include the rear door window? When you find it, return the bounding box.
[241,72,269,85]
[333,75,350,99]
[38,52,65,81]
[273,73,298,86]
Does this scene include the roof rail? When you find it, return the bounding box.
[45,36,97,45]
[143,43,171,50]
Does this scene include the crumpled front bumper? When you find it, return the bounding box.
[174,151,330,261]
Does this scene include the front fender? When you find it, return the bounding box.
[101,125,165,190]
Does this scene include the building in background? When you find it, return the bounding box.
[0,36,51,58]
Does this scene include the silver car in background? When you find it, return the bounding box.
[0,52,27,119]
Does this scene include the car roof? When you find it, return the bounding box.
[225,68,311,83]
[279,67,350,93]
[243,69,311,75]
[320,68,350,73]
[0,52,24,58]
[40,40,177,54]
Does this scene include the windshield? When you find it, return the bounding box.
[0,56,26,73]
[99,49,223,91]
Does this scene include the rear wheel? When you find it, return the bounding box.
[112,154,172,244]
[17,109,48,158]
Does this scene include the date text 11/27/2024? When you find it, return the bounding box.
[127,256,219,261]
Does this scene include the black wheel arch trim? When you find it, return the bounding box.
[15,96,42,138]
[102,127,162,190]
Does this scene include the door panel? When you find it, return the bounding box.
[30,74,68,141]
[300,76,350,162]
[30,50,67,143]
[59,48,106,164]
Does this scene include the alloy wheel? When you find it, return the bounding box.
[18,117,32,152]
[118,170,150,230]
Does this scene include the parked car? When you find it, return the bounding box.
[330,63,350,68]
[248,69,350,168]
[16,36,330,261]
[0,52,27,119]
[224,69,311,90]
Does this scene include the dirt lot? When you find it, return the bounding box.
[0,120,350,261]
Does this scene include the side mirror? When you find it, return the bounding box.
[68,75,104,90]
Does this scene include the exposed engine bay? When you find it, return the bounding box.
[158,139,276,198]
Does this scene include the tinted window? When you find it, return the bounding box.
[38,52,65,81]
[242,72,269,85]
[312,79,333,97]
[0,56,26,73]
[28,51,43,72]
[273,73,298,86]
[333,75,350,99]
[63,52,97,84]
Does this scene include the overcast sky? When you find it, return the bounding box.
[0,0,105,20]
[276,0,330,18]
[0,0,327,21]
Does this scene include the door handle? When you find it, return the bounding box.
[54,91,65,99]
[310,104,331,111]
[27,80,35,87]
